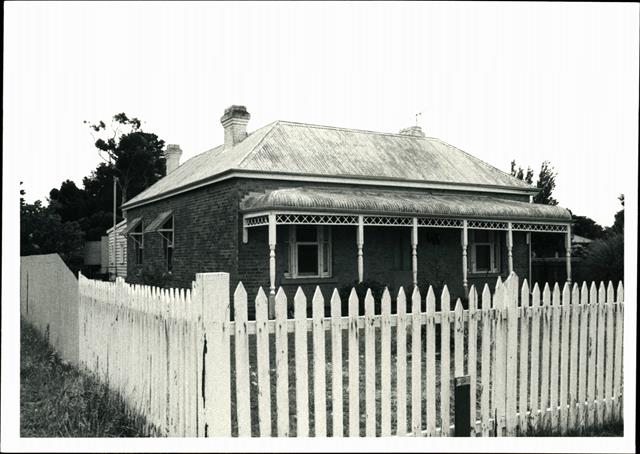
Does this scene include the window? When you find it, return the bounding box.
[159,216,174,272]
[131,222,144,265]
[470,230,500,273]
[285,225,332,278]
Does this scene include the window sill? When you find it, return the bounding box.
[468,272,503,278]
[281,276,338,285]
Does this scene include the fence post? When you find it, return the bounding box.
[196,272,231,437]
[454,376,471,437]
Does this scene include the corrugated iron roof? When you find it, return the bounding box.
[240,187,572,222]
[123,120,534,209]
[144,210,173,232]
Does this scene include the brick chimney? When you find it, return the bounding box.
[220,105,250,149]
[399,125,425,137]
[164,144,183,174]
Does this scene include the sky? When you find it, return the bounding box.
[4,2,638,227]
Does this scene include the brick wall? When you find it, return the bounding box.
[124,180,240,288]
[125,176,532,305]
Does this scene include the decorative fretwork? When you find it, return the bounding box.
[418,218,463,228]
[276,214,359,225]
[364,216,413,226]
[512,223,568,233]
[244,215,269,227]
[467,220,509,230]
[244,211,570,233]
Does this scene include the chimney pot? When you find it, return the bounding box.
[221,105,250,149]
[165,144,183,174]
[399,125,425,137]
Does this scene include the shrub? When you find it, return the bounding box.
[579,233,624,284]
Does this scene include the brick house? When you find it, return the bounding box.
[121,105,572,306]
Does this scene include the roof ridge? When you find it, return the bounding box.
[276,119,438,140]
[236,120,280,168]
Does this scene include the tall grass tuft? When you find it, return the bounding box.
[20,319,154,437]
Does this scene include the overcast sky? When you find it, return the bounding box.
[4,2,638,227]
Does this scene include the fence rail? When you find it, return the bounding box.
[75,271,624,437]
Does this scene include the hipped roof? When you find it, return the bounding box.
[123,121,535,209]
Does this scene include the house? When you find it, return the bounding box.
[121,105,572,304]
[104,220,127,279]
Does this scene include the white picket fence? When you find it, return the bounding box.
[77,272,624,437]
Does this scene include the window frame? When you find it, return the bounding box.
[285,225,332,279]
[469,229,501,274]
[130,221,144,265]
[158,216,174,272]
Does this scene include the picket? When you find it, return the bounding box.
[440,286,451,436]
[596,282,606,426]
[330,290,344,437]
[587,282,598,428]
[467,286,478,436]
[568,283,580,431]
[275,288,290,437]
[604,282,615,423]
[73,271,623,439]
[425,286,437,437]
[411,287,422,436]
[380,288,392,437]
[493,278,506,436]
[294,288,310,437]
[613,282,624,421]
[577,282,589,431]
[479,284,491,437]
[348,289,359,437]
[364,289,376,437]
[234,283,251,437]
[255,288,272,437]
[549,284,561,431]
[312,287,327,437]
[396,288,408,436]
[518,280,530,434]
[540,283,551,431]
[530,283,542,432]
[505,275,518,436]
[559,283,571,434]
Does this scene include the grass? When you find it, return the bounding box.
[528,421,623,437]
[20,319,152,437]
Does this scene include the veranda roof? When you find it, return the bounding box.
[121,217,143,235]
[144,210,173,233]
[240,187,572,222]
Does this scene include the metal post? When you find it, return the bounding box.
[565,224,572,285]
[507,222,514,274]
[454,375,471,436]
[112,174,117,279]
[268,213,277,295]
[411,217,418,287]
[461,220,468,297]
[357,215,364,283]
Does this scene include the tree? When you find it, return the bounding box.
[510,160,534,185]
[571,214,604,240]
[510,160,557,205]
[47,114,166,242]
[21,198,85,267]
[579,234,624,283]
[85,113,166,206]
[533,161,558,205]
[604,194,624,237]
